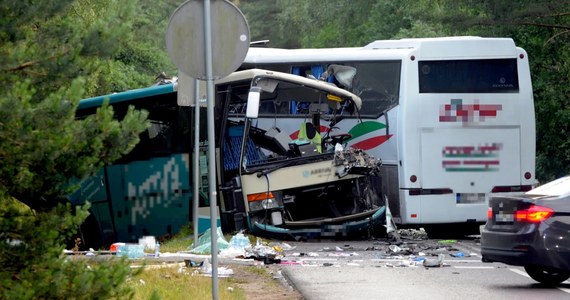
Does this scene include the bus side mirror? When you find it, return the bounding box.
[246,86,262,119]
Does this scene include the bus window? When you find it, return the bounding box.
[111,96,191,163]
[249,61,401,118]
[419,59,519,93]
[350,61,400,116]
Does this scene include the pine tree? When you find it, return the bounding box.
[0,0,156,297]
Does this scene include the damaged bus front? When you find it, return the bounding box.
[216,69,386,239]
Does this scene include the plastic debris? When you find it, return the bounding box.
[423,254,445,267]
[188,227,230,255]
[220,231,251,258]
[438,239,457,244]
[85,248,96,256]
[117,244,145,259]
[200,258,234,277]
[110,242,125,252]
[450,252,470,258]
[389,245,402,253]
[384,196,401,242]
[269,242,295,251]
[184,259,202,268]
[243,238,284,264]
[138,236,157,251]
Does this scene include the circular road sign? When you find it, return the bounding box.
[166,0,250,79]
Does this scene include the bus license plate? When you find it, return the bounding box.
[456,193,485,204]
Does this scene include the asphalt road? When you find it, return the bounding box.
[277,238,570,300]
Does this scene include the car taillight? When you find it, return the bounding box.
[487,207,492,219]
[515,205,554,223]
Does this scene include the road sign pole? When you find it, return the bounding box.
[203,1,219,299]
[166,2,249,297]
[192,78,200,250]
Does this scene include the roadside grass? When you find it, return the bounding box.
[126,225,269,299]
[127,265,246,300]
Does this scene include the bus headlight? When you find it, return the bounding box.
[247,192,282,212]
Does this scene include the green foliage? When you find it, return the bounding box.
[0,200,136,299]
[0,0,163,298]
[0,77,149,209]
[238,0,570,181]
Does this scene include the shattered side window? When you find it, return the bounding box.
[349,61,401,116]
[243,61,402,118]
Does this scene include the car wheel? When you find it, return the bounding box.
[524,265,570,285]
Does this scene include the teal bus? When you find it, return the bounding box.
[71,83,199,248]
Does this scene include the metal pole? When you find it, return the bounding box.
[192,79,200,248]
[204,0,219,299]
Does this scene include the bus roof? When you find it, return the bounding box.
[364,36,518,58]
[78,83,176,110]
[244,36,520,62]
[79,68,361,110]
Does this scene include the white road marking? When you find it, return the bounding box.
[453,266,495,269]
[509,268,570,294]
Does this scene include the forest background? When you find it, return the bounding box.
[0,0,568,298]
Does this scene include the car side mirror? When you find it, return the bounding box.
[246,86,261,119]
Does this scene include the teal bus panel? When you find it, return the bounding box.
[108,153,191,242]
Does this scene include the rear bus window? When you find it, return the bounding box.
[419,59,519,93]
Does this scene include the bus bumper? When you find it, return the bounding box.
[249,206,386,240]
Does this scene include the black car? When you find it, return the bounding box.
[481,176,570,285]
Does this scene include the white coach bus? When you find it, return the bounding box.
[239,37,536,233]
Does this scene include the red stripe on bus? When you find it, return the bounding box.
[351,135,392,150]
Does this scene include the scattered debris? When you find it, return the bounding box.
[243,238,284,264]
[423,254,446,268]
[200,258,234,277]
[189,227,230,255]
[398,228,429,240]
[450,252,470,258]
[384,196,401,242]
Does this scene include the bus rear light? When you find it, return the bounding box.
[524,172,532,180]
[408,188,453,196]
[515,205,553,223]
[519,53,525,59]
[491,185,533,193]
[410,175,417,183]
[411,213,417,218]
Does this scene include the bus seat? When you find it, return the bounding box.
[223,126,266,171]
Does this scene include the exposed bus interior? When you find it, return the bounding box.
[240,61,402,117]
[216,71,386,238]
